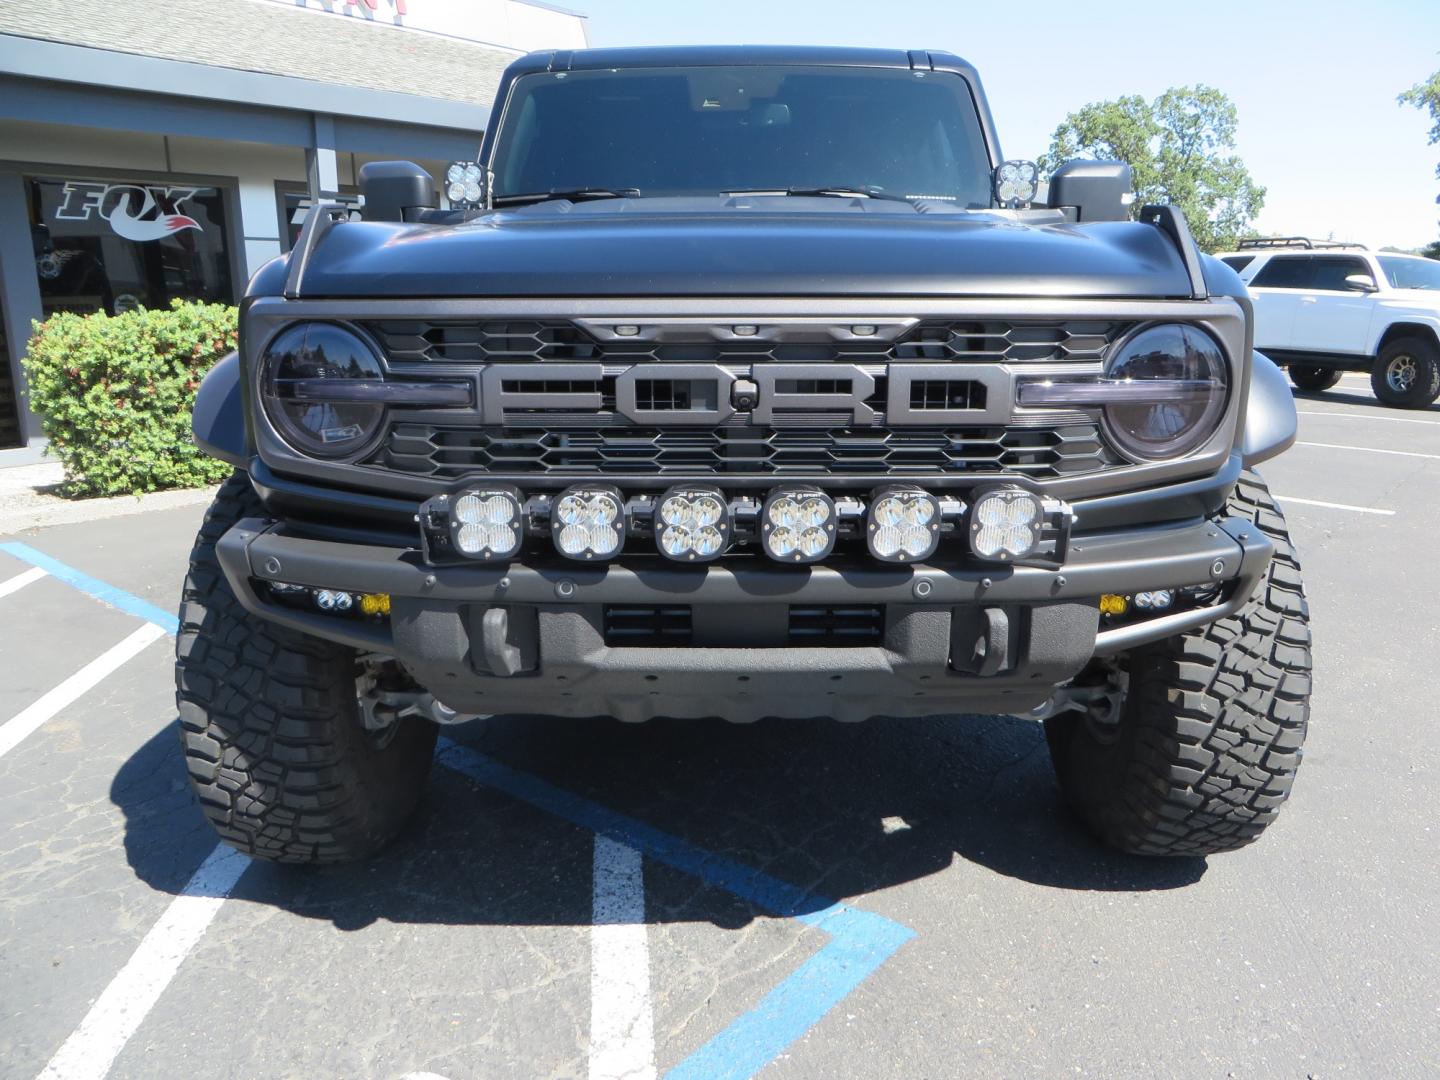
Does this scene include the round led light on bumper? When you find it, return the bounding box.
[656,487,730,562]
[762,489,835,563]
[867,487,940,563]
[553,487,626,561]
[1102,323,1229,462]
[450,488,524,561]
[969,488,1044,562]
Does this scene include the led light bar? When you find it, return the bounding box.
[761,488,836,563]
[866,486,941,563]
[553,486,626,561]
[655,486,730,562]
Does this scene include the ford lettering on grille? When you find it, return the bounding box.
[477,362,1014,427]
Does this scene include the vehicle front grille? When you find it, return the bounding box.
[787,606,884,645]
[600,605,884,647]
[371,422,1112,480]
[603,606,693,647]
[365,318,1126,366]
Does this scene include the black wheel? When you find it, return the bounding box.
[1288,365,1342,393]
[1371,335,1440,408]
[175,471,437,864]
[1044,471,1310,856]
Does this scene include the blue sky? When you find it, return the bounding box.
[577,0,1440,249]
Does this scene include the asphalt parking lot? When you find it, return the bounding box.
[2,376,1438,1080]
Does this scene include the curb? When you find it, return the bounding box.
[0,485,218,536]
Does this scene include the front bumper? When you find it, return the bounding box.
[214,510,1273,723]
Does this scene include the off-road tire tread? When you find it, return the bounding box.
[1047,470,1311,856]
[174,471,437,864]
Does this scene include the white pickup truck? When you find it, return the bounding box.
[1217,239,1440,408]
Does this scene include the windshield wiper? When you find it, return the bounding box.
[493,187,642,207]
[725,185,912,202]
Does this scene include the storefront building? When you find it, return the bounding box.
[0,0,587,461]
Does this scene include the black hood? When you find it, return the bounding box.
[292,197,1196,300]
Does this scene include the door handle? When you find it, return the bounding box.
[1301,296,1317,304]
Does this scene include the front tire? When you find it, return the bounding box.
[1371,336,1440,408]
[174,472,437,864]
[1045,471,1311,856]
[1288,365,1342,393]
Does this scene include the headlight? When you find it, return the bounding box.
[1101,323,1229,462]
[261,323,386,458]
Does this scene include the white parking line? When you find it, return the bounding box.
[0,622,166,761]
[590,835,657,1080]
[0,566,47,599]
[1298,409,1440,426]
[1274,495,1396,516]
[36,844,247,1080]
[1296,440,1440,461]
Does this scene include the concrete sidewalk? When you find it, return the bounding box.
[0,461,216,535]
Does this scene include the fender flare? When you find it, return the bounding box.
[1241,350,1297,468]
[191,351,249,467]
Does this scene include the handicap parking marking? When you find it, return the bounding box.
[591,834,657,1080]
[0,541,178,633]
[438,741,916,1080]
[12,542,915,1080]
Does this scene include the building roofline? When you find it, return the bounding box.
[0,32,489,131]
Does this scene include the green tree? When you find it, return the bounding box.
[1399,67,1440,257]
[1039,85,1265,253]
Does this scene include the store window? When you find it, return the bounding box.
[1,304,20,448]
[26,176,234,318]
[277,184,363,251]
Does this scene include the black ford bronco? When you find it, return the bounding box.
[177,46,1310,864]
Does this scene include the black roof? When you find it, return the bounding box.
[508,44,971,75]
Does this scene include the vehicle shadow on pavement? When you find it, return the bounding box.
[111,712,1205,930]
[1293,387,1440,412]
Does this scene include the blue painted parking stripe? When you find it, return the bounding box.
[5,543,914,1078]
[437,741,915,1080]
[0,541,179,634]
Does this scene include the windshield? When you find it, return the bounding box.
[1378,255,1440,290]
[492,65,993,206]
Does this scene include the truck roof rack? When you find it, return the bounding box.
[1236,236,1368,251]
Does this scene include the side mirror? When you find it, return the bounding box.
[1344,274,1378,293]
[1046,160,1134,223]
[358,161,436,223]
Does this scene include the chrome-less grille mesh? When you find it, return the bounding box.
[365,319,1125,366]
[358,318,1127,481]
[373,423,1111,479]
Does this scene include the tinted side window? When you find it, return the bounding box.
[1251,256,1313,289]
[1309,256,1374,291]
[1221,255,1254,272]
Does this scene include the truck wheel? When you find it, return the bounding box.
[174,472,437,864]
[1287,365,1341,392]
[1044,471,1310,856]
[1371,336,1440,408]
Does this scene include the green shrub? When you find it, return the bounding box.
[23,300,238,497]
